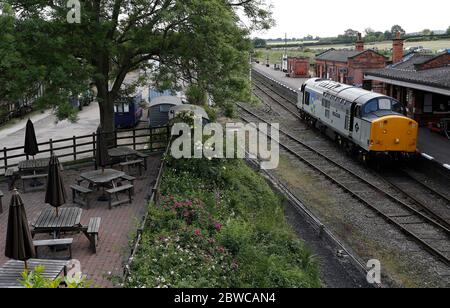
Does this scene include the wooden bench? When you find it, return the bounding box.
[33,238,74,260]
[5,167,18,190]
[135,152,149,170]
[21,174,48,192]
[106,184,133,210]
[0,190,3,214]
[120,174,136,195]
[119,159,144,176]
[70,184,93,209]
[87,217,101,253]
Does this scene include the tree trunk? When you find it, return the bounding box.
[96,81,116,146]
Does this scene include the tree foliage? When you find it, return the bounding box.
[1,0,273,132]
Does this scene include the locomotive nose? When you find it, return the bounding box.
[370,116,418,153]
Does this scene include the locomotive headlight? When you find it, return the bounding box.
[395,138,400,144]
[383,129,388,134]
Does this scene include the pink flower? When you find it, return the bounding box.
[214,223,222,232]
[194,229,202,237]
[218,246,225,254]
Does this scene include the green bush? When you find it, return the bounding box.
[224,103,236,118]
[20,265,91,288]
[127,158,321,288]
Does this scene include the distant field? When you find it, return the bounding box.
[309,40,450,52]
[267,40,318,46]
[256,39,450,65]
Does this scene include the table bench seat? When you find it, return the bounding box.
[21,174,48,192]
[120,175,136,195]
[4,167,18,191]
[70,184,93,209]
[119,159,144,176]
[87,217,101,253]
[34,238,73,260]
[106,184,133,209]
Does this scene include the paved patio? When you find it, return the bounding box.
[0,153,162,287]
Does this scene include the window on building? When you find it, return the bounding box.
[160,105,171,112]
[424,94,433,113]
[115,103,130,113]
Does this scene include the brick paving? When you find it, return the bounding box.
[0,153,162,287]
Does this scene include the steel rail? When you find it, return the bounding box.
[237,103,450,267]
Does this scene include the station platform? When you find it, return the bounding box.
[418,128,450,170]
[252,63,308,92]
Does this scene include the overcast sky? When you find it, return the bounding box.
[254,0,450,39]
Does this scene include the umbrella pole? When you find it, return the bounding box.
[56,207,59,217]
[24,260,28,271]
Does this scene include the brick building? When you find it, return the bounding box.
[365,50,450,126]
[287,57,310,78]
[315,33,387,87]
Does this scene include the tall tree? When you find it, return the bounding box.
[446,26,450,35]
[391,25,406,37]
[4,0,273,136]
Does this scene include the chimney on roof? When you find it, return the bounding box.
[355,32,364,52]
[392,32,404,64]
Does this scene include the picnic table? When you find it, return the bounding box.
[108,147,140,160]
[18,158,50,173]
[32,207,100,253]
[0,259,69,288]
[32,207,83,236]
[80,169,125,186]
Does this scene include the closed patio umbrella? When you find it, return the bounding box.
[5,190,36,270]
[96,126,109,171]
[24,119,39,158]
[45,154,66,217]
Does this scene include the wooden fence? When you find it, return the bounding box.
[0,126,171,175]
[123,138,171,280]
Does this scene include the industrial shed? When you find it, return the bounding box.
[148,96,183,128]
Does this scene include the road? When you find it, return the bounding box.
[0,101,101,151]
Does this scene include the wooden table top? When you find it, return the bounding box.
[0,259,69,288]
[108,147,139,158]
[18,158,50,171]
[33,207,82,230]
[80,169,125,184]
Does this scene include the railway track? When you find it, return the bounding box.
[237,99,450,267]
[252,69,450,230]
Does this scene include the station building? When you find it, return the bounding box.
[315,33,387,87]
[365,40,450,126]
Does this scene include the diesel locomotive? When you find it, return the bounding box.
[298,78,418,161]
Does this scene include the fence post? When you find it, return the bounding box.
[133,129,136,150]
[3,147,7,173]
[49,139,53,156]
[73,136,77,161]
[149,128,153,152]
[166,126,170,147]
[93,133,97,170]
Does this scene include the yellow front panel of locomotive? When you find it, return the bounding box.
[369,116,418,153]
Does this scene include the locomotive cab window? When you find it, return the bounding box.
[378,98,391,110]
